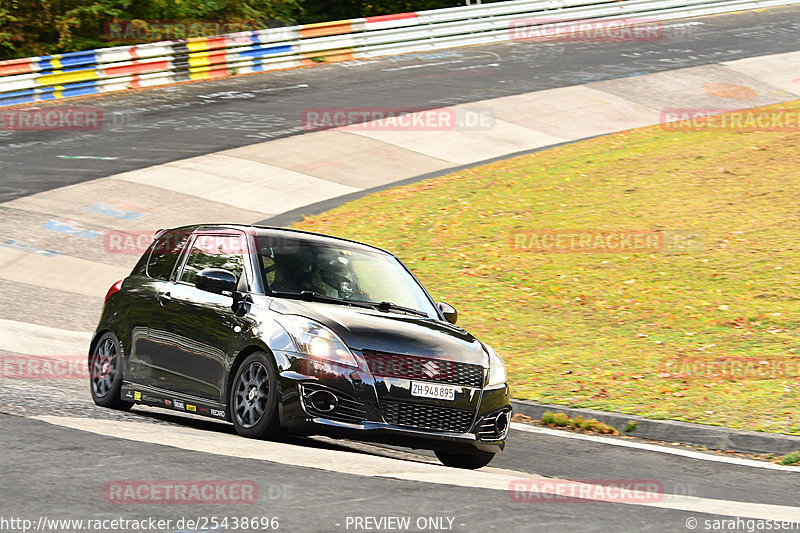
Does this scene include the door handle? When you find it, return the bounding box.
[157,292,172,305]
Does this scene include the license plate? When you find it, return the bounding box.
[411,382,456,401]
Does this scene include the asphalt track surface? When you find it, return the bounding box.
[1,6,800,203]
[2,6,800,533]
[0,413,734,533]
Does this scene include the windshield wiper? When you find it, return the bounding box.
[270,290,341,303]
[270,290,375,309]
[269,291,429,317]
[372,301,430,318]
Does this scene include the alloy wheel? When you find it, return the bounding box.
[91,337,117,398]
[234,362,269,429]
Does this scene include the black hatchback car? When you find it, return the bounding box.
[90,224,511,468]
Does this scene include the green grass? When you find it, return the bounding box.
[294,102,800,434]
[779,451,800,465]
[541,412,617,434]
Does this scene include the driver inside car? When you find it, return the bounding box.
[312,252,357,299]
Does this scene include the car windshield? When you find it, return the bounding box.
[257,235,438,317]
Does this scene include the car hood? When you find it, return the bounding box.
[269,299,487,366]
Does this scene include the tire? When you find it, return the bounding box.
[435,450,496,469]
[230,352,281,440]
[89,332,133,411]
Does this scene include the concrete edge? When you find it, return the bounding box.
[254,135,602,227]
[511,399,800,456]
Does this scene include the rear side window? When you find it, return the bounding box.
[179,234,246,286]
[147,230,190,281]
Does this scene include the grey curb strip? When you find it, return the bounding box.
[511,399,800,456]
[256,136,602,228]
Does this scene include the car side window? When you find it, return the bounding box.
[147,230,190,281]
[179,234,246,286]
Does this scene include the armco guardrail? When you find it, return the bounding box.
[1,0,799,107]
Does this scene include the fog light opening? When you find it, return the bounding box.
[495,411,509,435]
[308,389,338,413]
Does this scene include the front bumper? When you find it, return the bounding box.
[274,350,511,454]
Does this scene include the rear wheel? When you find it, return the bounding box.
[230,352,281,439]
[435,450,496,469]
[89,332,133,411]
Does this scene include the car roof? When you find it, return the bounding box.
[162,224,393,256]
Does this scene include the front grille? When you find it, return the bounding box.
[363,351,484,388]
[381,401,475,433]
[300,383,368,423]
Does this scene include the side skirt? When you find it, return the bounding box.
[120,381,229,422]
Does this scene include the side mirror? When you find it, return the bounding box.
[195,268,237,295]
[437,302,458,324]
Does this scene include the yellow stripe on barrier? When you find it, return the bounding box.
[188,64,212,80]
[188,64,229,81]
[187,40,211,53]
[49,55,63,70]
[188,52,211,68]
[36,69,99,87]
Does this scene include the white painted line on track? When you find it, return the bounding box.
[381,61,465,71]
[34,416,800,520]
[511,423,800,473]
[0,319,90,357]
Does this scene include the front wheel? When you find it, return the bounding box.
[89,332,133,411]
[435,450,496,469]
[230,352,281,440]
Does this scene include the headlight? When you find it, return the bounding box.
[276,315,358,367]
[485,344,507,387]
